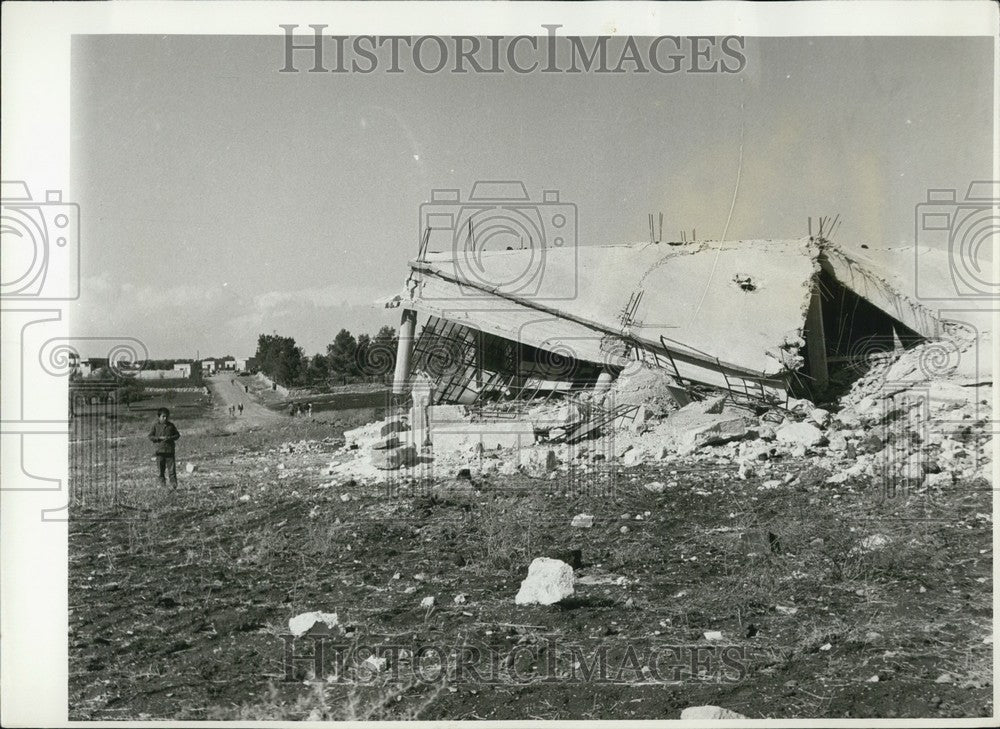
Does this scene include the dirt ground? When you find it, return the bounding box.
[68,381,993,720]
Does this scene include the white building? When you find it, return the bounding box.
[173,363,192,378]
[201,359,216,374]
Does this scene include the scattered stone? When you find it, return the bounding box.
[420,596,435,608]
[288,611,339,638]
[514,557,575,606]
[775,605,798,615]
[703,630,724,641]
[858,433,884,454]
[453,594,467,605]
[934,673,953,684]
[819,642,832,651]
[571,513,594,528]
[185,462,197,474]
[827,431,848,452]
[858,533,890,552]
[809,537,825,548]
[363,655,388,673]
[864,631,883,642]
[340,493,351,502]
[809,408,831,427]
[680,706,747,720]
[644,481,666,493]
[620,525,629,534]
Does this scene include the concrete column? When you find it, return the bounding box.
[392,309,417,395]
[593,368,615,397]
[805,287,829,388]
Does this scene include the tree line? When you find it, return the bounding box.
[254,326,398,388]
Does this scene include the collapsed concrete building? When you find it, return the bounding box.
[386,235,943,413]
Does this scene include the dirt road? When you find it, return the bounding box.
[206,374,283,422]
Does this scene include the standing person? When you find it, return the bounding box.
[307,402,313,418]
[238,403,244,416]
[148,407,180,488]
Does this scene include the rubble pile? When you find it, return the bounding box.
[322,330,992,490]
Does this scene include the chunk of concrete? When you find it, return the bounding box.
[676,413,749,454]
[827,431,848,452]
[571,513,594,528]
[776,421,824,448]
[680,706,747,720]
[288,611,339,638]
[515,557,575,605]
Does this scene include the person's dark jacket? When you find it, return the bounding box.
[148,421,180,455]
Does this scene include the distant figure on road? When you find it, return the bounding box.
[306,402,313,418]
[244,385,249,393]
[238,403,244,416]
[148,407,180,489]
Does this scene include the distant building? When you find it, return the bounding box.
[221,359,236,370]
[136,369,174,380]
[235,357,252,372]
[173,363,192,378]
[201,359,216,374]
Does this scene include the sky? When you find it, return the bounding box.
[71,34,994,358]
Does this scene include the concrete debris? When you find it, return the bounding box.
[185,463,197,474]
[827,431,848,452]
[680,706,747,720]
[453,594,467,604]
[809,408,831,427]
[644,481,666,493]
[363,655,388,673]
[288,611,340,638]
[857,534,890,552]
[515,558,575,606]
[776,421,825,449]
[571,513,594,528]
[604,365,687,416]
[420,596,435,608]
